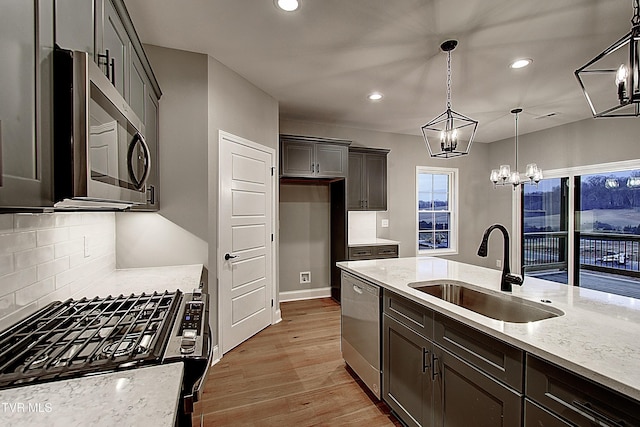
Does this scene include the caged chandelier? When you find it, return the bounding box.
[490,108,543,189]
[575,0,640,117]
[421,40,478,158]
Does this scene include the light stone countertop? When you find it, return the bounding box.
[0,362,184,427]
[348,238,400,247]
[74,264,205,298]
[337,256,640,401]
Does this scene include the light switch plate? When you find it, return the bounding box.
[381,219,389,228]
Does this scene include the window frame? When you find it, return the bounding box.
[416,166,459,256]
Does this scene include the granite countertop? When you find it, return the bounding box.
[348,238,400,247]
[337,256,640,401]
[74,264,204,298]
[0,362,184,427]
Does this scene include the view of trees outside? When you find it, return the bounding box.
[418,172,450,250]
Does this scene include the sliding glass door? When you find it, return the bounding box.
[521,164,640,298]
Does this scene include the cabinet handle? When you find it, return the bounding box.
[110,58,116,85]
[316,163,320,173]
[431,352,439,381]
[571,400,625,427]
[147,185,155,205]
[98,49,111,80]
[422,348,430,373]
[311,163,315,173]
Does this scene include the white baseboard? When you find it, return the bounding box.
[279,287,332,302]
[211,345,221,366]
[273,308,282,324]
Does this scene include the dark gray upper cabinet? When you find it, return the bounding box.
[280,134,350,178]
[96,0,128,97]
[0,1,54,209]
[348,147,389,211]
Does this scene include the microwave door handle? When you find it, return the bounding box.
[127,132,151,191]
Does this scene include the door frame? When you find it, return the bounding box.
[217,130,280,357]
[511,158,640,285]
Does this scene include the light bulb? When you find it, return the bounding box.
[276,0,299,12]
[490,169,500,184]
[499,165,511,180]
[510,171,521,188]
[616,64,628,103]
[525,163,538,179]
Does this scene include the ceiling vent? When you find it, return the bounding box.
[534,112,559,120]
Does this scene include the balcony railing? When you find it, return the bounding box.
[523,231,640,277]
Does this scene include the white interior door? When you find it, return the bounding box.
[219,131,275,353]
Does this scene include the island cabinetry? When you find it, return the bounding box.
[525,354,640,426]
[280,134,350,178]
[383,290,522,427]
[348,147,389,211]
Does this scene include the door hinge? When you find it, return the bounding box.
[271,299,274,307]
[271,166,275,176]
[271,233,274,242]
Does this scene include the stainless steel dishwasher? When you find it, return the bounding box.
[341,271,381,398]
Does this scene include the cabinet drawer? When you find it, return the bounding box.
[383,290,433,339]
[348,244,398,260]
[434,313,523,391]
[524,399,571,427]
[526,355,640,427]
[348,246,375,259]
[375,245,398,258]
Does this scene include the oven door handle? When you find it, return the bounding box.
[183,326,213,415]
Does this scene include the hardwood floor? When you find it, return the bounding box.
[193,298,401,426]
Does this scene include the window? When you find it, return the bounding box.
[416,166,458,255]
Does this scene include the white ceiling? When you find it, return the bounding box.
[124,0,632,143]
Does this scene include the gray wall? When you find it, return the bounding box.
[279,183,331,293]
[279,119,492,266]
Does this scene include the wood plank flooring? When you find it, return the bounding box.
[193,298,401,426]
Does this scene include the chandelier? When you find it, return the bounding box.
[575,0,640,117]
[421,40,478,158]
[490,109,543,189]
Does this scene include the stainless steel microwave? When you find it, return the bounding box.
[53,48,150,209]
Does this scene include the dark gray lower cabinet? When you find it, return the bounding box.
[383,313,433,427]
[383,290,522,427]
[524,399,571,427]
[434,346,522,427]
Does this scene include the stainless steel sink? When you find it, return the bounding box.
[409,280,564,323]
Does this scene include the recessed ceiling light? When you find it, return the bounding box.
[275,0,300,12]
[368,92,383,101]
[510,58,532,69]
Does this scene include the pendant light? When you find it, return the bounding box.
[490,109,543,189]
[421,40,478,158]
[575,0,640,117]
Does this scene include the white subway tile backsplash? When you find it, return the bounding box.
[14,213,55,231]
[15,245,54,270]
[0,254,14,276]
[16,277,55,306]
[0,267,37,298]
[0,212,116,329]
[37,257,70,281]
[0,214,13,234]
[0,231,36,254]
[37,227,70,246]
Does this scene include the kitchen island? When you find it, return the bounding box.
[337,256,640,426]
[0,362,184,427]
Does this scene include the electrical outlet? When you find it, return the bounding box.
[84,236,91,258]
[381,219,389,228]
[300,272,311,284]
[496,259,502,268]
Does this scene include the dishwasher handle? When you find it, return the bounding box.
[353,284,363,295]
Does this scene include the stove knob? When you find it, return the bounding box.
[180,329,197,354]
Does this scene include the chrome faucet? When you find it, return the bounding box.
[477,224,523,292]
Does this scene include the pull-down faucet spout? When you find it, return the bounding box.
[477,224,523,292]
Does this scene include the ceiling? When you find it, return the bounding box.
[124,0,632,143]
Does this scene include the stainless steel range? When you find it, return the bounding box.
[0,289,211,426]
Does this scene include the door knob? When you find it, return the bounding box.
[224,253,238,261]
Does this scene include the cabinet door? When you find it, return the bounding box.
[55,0,94,54]
[141,88,159,210]
[347,152,364,209]
[315,143,347,178]
[281,140,314,176]
[129,50,146,124]
[383,314,434,427]
[364,153,387,210]
[0,1,53,208]
[524,399,571,427]
[97,0,128,97]
[433,345,522,427]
